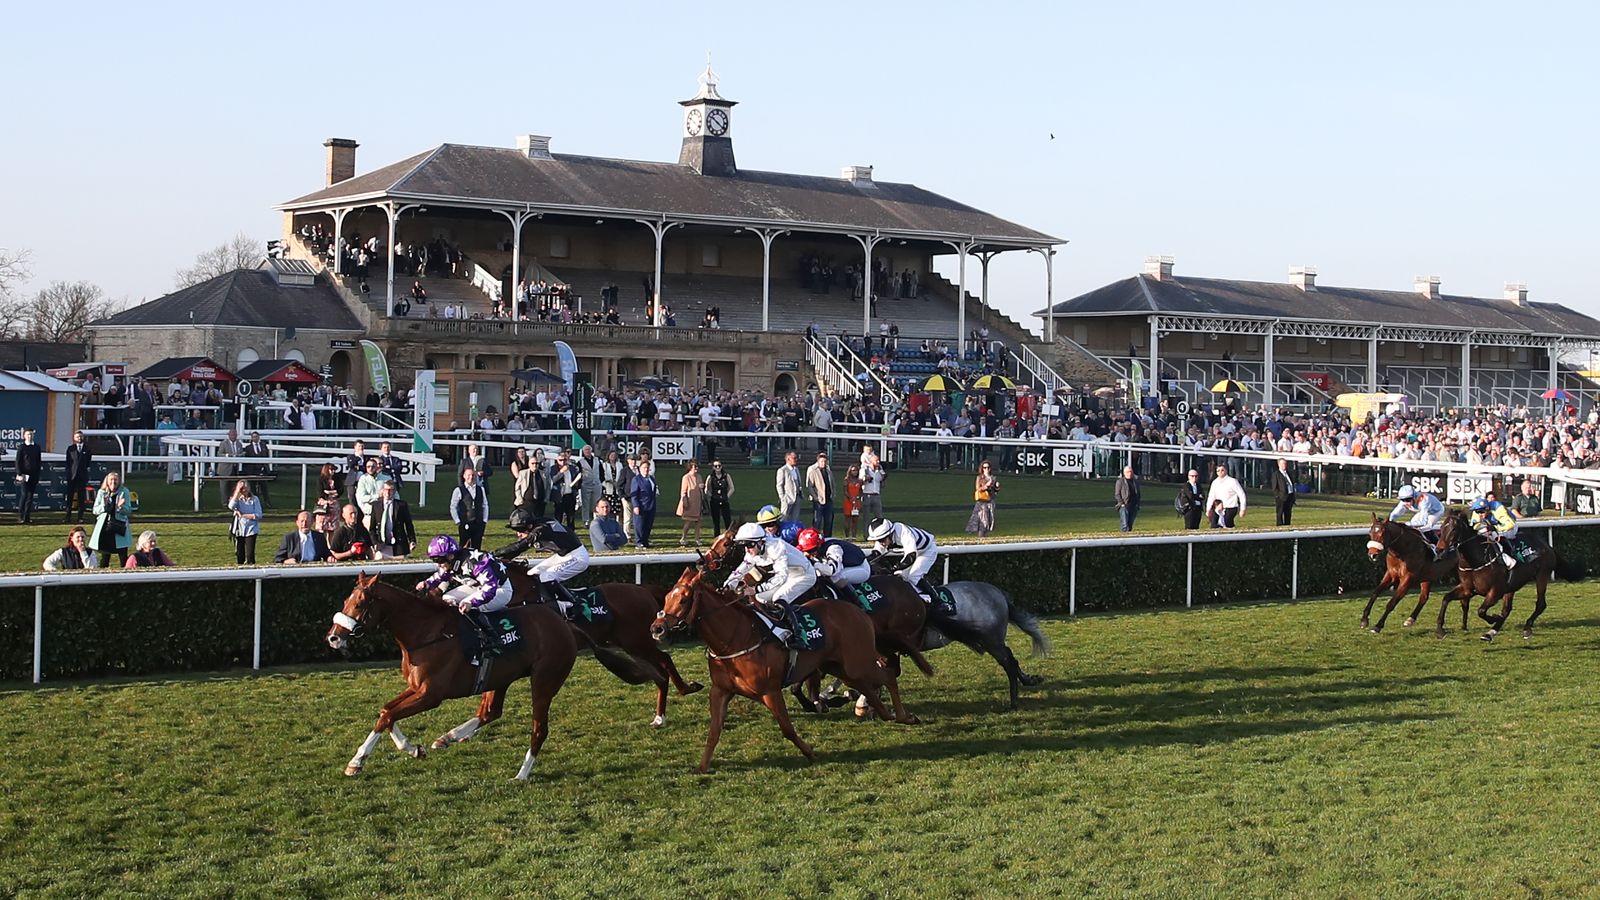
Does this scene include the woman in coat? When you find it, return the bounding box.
[965,459,1000,538]
[90,471,133,567]
[676,459,704,546]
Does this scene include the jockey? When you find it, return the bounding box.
[727,521,816,644]
[865,516,939,604]
[754,504,783,536]
[1470,494,1520,569]
[1389,485,1446,539]
[796,527,872,592]
[416,535,509,662]
[495,508,589,614]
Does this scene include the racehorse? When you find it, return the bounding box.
[500,562,703,729]
[894,573,1051,710]
[651,561,919,774]
[1362,515,1463,637]
[1436,509,1586,642]
[326,573,576,780]
[789,574,935,715]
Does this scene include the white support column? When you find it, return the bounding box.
[382,202,420,318]
[849,233,885,337]
[636,219,682,326]
[1368,331,1380,392]
[1042,248,1056,343]
[1548,340,1560,393]
[942,240,976,357]
[495,209,541,307]
[1148,315,1159,402]
[329,207,351,275]
[976,250,999,325]
[1459,335,1473,408]
[1263,322,1276,409]
[749,228,787,332]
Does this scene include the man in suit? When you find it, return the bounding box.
[243,431,272,506]
[1176,468,1205,530]
[273,510,330,564]
[375,440,403,483]
[451,466,490,551]
[630,460,658,548]
[600,450,630,535]
[576,446,602,526]
[13,428,42,524]
[369,480,416,559]
[775,450,803,522]
[1271,457,1297,526]
[64,430,93,524]
[806,451,836,537]
[214,427,242,506]
[343,439,368,508]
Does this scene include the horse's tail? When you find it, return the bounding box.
[1554,552,1586,583]
[1005,592,1052,658]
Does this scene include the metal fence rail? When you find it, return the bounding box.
[8,518,1596,685]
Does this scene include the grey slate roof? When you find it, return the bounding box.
[279,144,1057,244]
[1037,274,1600,338]
[94,269,363,331]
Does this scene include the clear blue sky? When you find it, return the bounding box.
[5,1,1597,333]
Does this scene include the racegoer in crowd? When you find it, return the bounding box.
[864,516,938,604]
[494,508,590,614]
[725,521,817,645]
[416,534,510,662]
[796,527,871,595]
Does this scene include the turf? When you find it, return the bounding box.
[0,464,1397,573]
[3,588,1599,897]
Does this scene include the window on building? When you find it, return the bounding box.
[237,348,259,367]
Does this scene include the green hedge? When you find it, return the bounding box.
[5,524,1597,682]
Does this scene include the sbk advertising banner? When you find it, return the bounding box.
[614,436,697,462]
[1407,472,1494,503]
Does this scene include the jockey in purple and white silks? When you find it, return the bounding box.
[417,534,512,615]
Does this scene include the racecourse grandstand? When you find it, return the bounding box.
[1035,257,1600,414]
[267,64,1065,402]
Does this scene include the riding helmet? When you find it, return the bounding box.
[755,505,781,526]
[507,507,536,532]
[866,517,895,542]
[427,534,460,561]
[1397,485,1417,501]
[795,528,823,553]
[733,522,766,545]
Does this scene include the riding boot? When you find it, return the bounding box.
[1502,553,1517,569]
[541,580,573,618]
[915,576,938,607]
[467,610,495,664]
[763,602,794,644]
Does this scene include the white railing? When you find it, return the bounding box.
[805,337,861,399]
[1010,345,1068,395]
[470,262,502,304]
[9,518,1597,684]
[825,335,902,402]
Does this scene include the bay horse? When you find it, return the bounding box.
[1361,515,1463,637]
[326,573,576,780]
[501,562,703,729]
[1436,510,1586,642]
[651,562,919,774]
[789,575,934,714]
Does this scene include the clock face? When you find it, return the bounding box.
[707,108,729,136]
[685,108,703,136]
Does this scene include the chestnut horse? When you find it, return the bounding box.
[502,562,703,728]
[1436,510,1585,642]
[651,562,919,774]
[326,573,576,780]
[1362,515,1463,637]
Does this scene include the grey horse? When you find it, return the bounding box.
[920,580,1051,710]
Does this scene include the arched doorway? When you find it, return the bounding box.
[774,374,796,396]
[329,350,352,387]
[237,348,260,367]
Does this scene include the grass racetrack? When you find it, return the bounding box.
[4,587,1600,896]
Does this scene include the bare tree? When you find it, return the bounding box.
[0,247,31,339]
[175,232,263,288]
[26,280,115,344]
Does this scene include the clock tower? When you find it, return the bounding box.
[678,62,737,176]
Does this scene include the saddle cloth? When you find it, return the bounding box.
[563,586,612,624]
[457,610,525,663]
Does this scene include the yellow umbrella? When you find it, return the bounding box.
[970,374,1015,390]
[1210,378,1248,394]
[921,374,960,392]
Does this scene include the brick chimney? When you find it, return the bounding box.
[517,134,553,160]
[1413,275,1441,300]
[1504,282,1529,306]
[1143,255,1175,281]
[323,138,358,187]
[1290,266,1317,292]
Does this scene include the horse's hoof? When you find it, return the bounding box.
[1369,627,1382,635]
[650,714,666,729]
[430,737,451,751]
[1434,630,1446,639]
[681,681,704,695]
[343,765,362,777]
[1481,631,1497,643]
[1522,630,1533,641]
[902,715,922,725]
[1359,620,1369,630]
[1403,617,1416,628]
[407,746,426,760]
